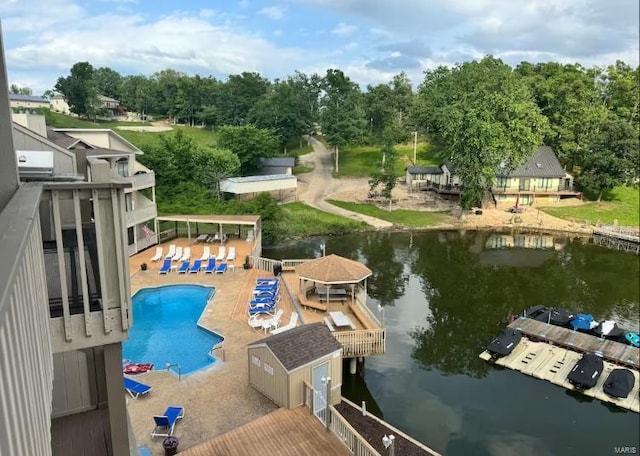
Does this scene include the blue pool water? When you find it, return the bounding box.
[123,284,222,375]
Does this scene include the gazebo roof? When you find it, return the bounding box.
[295,254,372,284]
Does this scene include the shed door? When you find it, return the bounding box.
[312,362,329,425]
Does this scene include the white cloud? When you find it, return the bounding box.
[331,22,357,36]
[239,0,250,8]
[258,5,287,20]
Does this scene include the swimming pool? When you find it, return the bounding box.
[123,284,223,375]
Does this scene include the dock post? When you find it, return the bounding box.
[349,358,357,375]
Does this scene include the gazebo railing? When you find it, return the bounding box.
[281,259,309,271]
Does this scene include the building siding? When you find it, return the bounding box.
[248,346,289,408]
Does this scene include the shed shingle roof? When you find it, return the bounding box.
[500,146,565,178]
[296,254,372,284]
[250,323,342,371]
[261,157,296,167]
[407,166,442,175]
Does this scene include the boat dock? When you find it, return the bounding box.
[593,226,640,255]
[507,317,639,370]
[479,339,640,413]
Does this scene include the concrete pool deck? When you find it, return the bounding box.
[127,240,298,455]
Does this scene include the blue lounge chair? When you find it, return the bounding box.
[256,278,279,286]
[253,290,277,300]
[189,259,202,273]
[158,259,171,275]
[124,377,153,399]
[215,262,228,274]
[254,283,278,292]
[204,259,216,273]
[177,260,190,274]
[150,406,185,438]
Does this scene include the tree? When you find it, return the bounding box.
[320,69,366,172]
[54,62,98,118]
[416,56,547,212]
[217,125,279,174]
[369,141,398,207]
[9,84,32,95]
[119,75,155,117]
[196,148,241,199]
[94,67,122,100]
[216,72,270,125]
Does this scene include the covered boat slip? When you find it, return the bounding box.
[479,339,640,413]
[509,317,640,369]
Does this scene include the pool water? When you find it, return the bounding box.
[123,284,222,375]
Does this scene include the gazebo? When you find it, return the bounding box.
[295,254,372,307]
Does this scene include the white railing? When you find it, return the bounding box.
[0,184,54,456]
[128,171,155,191]
[128,233,158,256]
[332,329,386,357]
[354,289,382,327]
[329,405,381,456]
[250,256,282,274]
[126,202,157,227]
[281,258,310,270]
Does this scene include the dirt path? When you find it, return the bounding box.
[297,137,393,228]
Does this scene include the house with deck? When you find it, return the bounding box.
[11,113,158,255]
[1,32,135,456]
[9,93,51,110]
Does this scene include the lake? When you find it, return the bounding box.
[264,230,640,456]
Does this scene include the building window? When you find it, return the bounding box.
[252,355,261,367]
[116,158,128,177]
[264,362,274,375]
[496,177,508,188]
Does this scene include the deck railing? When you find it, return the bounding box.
[0,184,54,456]
[329,405,381,456]
[250,255,282,274]
[332,329,386,357]
[281,258,309,270]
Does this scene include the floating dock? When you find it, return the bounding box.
[508,317,639,369]
[593,226,640,255]
[479,339,640,413]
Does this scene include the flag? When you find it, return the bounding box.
[141,224,153,242]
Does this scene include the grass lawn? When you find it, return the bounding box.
[279,202,367,236]
[541,186,639,227]
[335,142,440,178]
[293,165,314,174]
[118,126,219,151]
[43,110,151,128]
[327,200,447,227]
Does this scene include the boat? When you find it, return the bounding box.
[569,314,598,333]
[567,353,603,390]
[529,307,574,328]
[603,369,636,399]
[548,308,575,327]
[523,305,548,319]
[625,332,640,347]
[486,328,522,359]
[592,320,625,339]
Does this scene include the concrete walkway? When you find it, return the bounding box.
[298,137,393,229]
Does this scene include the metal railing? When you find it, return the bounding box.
[332,329,386,357]
[0,184,53,456]
[493,184,575,194]
[329,405,381,456]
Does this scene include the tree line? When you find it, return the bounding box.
[47,58,638,204]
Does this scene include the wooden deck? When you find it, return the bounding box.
[51,409,111,456]
[479,339,640,413]
[180,407,351,456]
[509,317,640,369]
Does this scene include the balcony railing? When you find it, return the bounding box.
[493,184,575,194]
[124,171,155,191]
[125,200,157,227]
[0,184,53,455]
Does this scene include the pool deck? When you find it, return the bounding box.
[127,239,345,455]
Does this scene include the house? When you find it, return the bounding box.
[51,93,125,119]
[221,174,298,202]
[11,113,158,255]
[260,157,296,175]
[248,323,343,409]
[406,162,462,195]
[493,146,578,205]
[51,93,70,114]
[1,33,134,456]
[9,93,51,110]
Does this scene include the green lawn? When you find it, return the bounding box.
[541,186,640,227]
[43,110,151,128]
[335,142,440,178]
[279,202,367,236]
[293,165,314,174]
[118,126,219,151]
[327,200,447,227]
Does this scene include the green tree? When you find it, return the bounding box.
[9,84,32,95]
[416,56,546,211]
[153,69,183,122]
[196,147,241,199]
[94,67,122,100]
[217,125,279,174]
[320,69,366,172]
[216,72,270,125]
[119,75,155,117]
[369,141,398,205]
[54,62,99,118]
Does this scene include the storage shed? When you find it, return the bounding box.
[220,174,297,202]
[248,323,343,409]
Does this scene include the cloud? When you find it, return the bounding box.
[377,39,432,58]
[258,5,287,20]
[331,22,357,36]
[366,55,421,71]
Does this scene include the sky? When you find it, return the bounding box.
[2,0,639,94]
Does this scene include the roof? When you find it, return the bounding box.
[53,128,142,154]
[156,215,260,226]
[98,95,119,103]
[9,93,49,103]
[250,323,342,372]
[47,129,83,149]
[224,174,297,184]
[442,161,457,174]
[296,254,372,284]
[500,146,566,178]
[261,157,296,167]
[407,166,442,175]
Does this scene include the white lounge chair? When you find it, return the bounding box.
[216,246,226,261]
[165,244,176,259]
[150,247,163,262]
[180,247,191,262]
[248,309,284,331]
[246,229,254,243]
[271,313,299,335]
[200,246,211,261]
[226,247,236,262]
[171,246,183,262]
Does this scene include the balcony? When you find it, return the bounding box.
[124,170,155,192]
[492,184,577,194]
[125,195,157,227]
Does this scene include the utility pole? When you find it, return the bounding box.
[335,145,339,173]
[413,131,418,164]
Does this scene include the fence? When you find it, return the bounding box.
[250,255,282,274]
[332,329,386,357]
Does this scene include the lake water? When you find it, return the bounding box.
[264,230,640,456]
